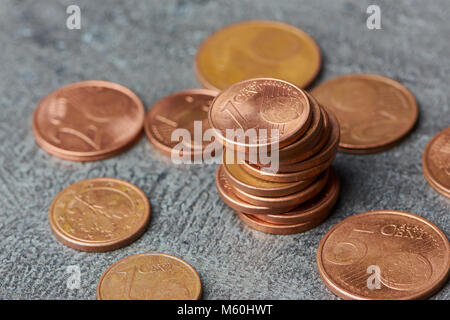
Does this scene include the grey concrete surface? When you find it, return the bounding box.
[0,0,448,300]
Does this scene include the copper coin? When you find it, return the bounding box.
[49,178,150,252]
[422,127,450,198]
[231,169,329,208]
[236,211,326,235]
[195,20,322,91]
[32,81,145,161]
[222,147,315,197]
[316,210,450,300]
[240,110,339,182]
[269,93,325,165]
[216,165,297,215]
[277,110,339,173]
[97,252,202,300]
[312,74,418,153]
[258,167,339,225]
[144,89,218,158]
[209,78,311,150]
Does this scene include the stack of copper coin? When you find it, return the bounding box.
[208,78,340,234]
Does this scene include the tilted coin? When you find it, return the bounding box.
[422,127,450,198]
[49,178,150,252]
[236,211,326,235]
[316,210,450,300]
[97,253,202,300]
[258,167,339,225]
[231,169,329,208]
[222,147,315,197]
[145,89,218,158]
[195,20,321,91]
[312,74,418,153]
[209,78,311,151]
[32,81,145,161]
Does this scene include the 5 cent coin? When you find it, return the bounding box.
[316,210,450,300]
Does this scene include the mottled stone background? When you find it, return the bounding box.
[0,0,448,299]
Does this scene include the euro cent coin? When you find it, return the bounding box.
[195,20,321,91]
[316,210,450,300]
[32,81,145,161]
[97,253,202,300]
[49,178,150,252]
[422,127,450,198]
[312,74,418,153]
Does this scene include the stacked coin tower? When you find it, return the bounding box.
[208,78,340,234]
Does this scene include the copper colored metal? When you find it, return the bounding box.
[222,147,315,197]
[144,89,218,158]
[316,210,450,300]
[422,127,450,198]
[277,110,339,173]
[271,93,325,165]
[236,211,326,235]
[240,110,339,182]
[32,81,145,161]
[311,74,418,153]
[97,252,202,300]
[195,20,322,91]
[216,165,297,215]
[49,178,150,252]
[209,78,311,150]
[231,169,329,208]
[258,167,339,225]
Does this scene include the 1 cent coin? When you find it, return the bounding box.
[209,78,311,150]
[49,178,150,252]
[316,210,450,300]
[422,127,450,198]
[33,81,145,161]
[195,20,321,91]
[312,74,418,153]
[145,89,218,159]
[97,252,202,300]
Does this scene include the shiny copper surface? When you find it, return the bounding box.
[231,169,329,208]
[97,252,202,300]
[316,210,450,300]
[49,178,150,252]
[312,74,418,153]
[236,211,326,235]
[209,78,311,150]
[144,89,218,158]
[258,167,339,224]
[32,81,145,161]
[422,127,450,198]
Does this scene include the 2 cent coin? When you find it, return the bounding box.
[33,81,145,161]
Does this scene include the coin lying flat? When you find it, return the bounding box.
[312,74,418,153]
[33,81,145,161]
[422,127,450,198]
[144,89,218,158]
[195,20,321,91]
[97,253,202,300]
[49,178,150,252]
[209,78,311,151]
[316,210,450,300]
